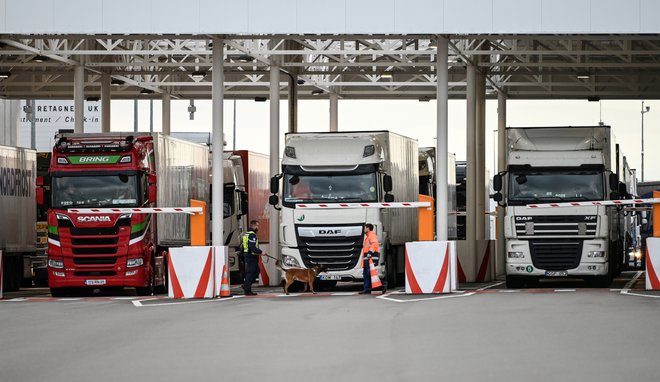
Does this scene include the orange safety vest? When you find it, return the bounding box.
[362,230,379,255]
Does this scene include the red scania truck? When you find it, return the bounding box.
[41,133,209,296]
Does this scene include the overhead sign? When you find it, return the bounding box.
[19,100,102,151]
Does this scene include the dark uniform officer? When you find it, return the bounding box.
[241,220,263,296]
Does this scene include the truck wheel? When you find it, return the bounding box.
[385,250,397,287]
[154,255,167,295]
[136,262,154,296]
[505,275,524,288]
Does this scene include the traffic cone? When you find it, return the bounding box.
[219,264,231,297]
[368,258,382,289]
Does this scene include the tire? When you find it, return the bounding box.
[136,261,154,296]
[385,249,397,287]
[505,275,524,288]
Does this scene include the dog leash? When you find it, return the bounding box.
[261,253,278,262]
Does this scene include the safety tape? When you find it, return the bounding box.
[296,202,431,209]
[526,198,660,209]
[68,207,203,215]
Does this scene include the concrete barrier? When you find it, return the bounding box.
[168,246,216,299]
[646,238,660,290]
[456,239,495,283]
[405,241,457,294]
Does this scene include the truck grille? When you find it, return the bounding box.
[71,237,119,245]
[515,215,597,237]
[70,226,119,236]
[296,225,363,271]
[73,257,117,265]
[529,239,583,271]
[72,247,117,255]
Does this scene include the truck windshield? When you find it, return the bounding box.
[52,174,140,208]
[508,170,604,205]
[283,173,378,205]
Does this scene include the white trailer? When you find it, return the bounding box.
[269,131,418,286]
[0,144,36,291]
[493,126,631,287]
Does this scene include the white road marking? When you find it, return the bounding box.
[377,292,476,303]
[132,295,243,307]
[555,289,576,292]
[477,282,505,291]
[622,271,643,292]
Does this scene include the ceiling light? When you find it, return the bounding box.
[140,88,155,94]
[297,79,306,85]
[577,73,590,80]
[191,70,206,79]
[311,89,324,95]
[238,54,255,63]
[587,96,600,102]
[33,55,50,63]
[254,96,267,102]
[0,71,11,79]
[381,72,393,79]
[110,78,125,86]
[86,96,100,102]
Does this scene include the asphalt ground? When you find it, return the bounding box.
[1,271,659,382]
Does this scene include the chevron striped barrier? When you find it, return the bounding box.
[405,241,457,294]
[168,246,228,299]
[646,238,660,290]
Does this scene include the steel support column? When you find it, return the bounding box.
[476,70,486,241]
[211,38,225,247]
[329,92,338,132]
[288,74,298,133]
[466,63,478,269]
[74,65,84,133]
[101,74,110,132]
[269,65,281,258]
[162,93,171,135]
[436,36,449,241]
[496,92,507,277]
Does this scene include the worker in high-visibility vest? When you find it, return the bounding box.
[359,223,387,294]
[241,220,263,296]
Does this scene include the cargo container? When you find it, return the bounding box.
[0,144,36,291]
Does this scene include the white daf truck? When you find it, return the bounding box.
[269,131,419,286]
[492,126,631,287]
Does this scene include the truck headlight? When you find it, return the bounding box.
[126,258,144,268]
[282,255,301,268]
[508,251,524,259]
[588,251,605,258]
[48,259,64,269]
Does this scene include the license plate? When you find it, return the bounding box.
[545,271,568,277]
[319,274,341,281]
[85,279,106,286]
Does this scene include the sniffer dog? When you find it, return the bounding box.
[275,260,328,295]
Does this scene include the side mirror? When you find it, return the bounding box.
[618,182,627,197]
[609,191,620,200]
[270,176,280,194]
[609,173,619,191]
[36,187,44,206]
[148,185,157,204]
[492,192,503,202]
[642,218,649,225]
[383,175,393,193]
[384,194,394,202]
[493,174,502,191]
[269,194,279,206]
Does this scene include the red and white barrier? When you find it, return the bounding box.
[526,198,660,209]
[70,207,202,215]
[168,246,230,299]
[456,240,495,283]
[646,238,660,290]
[296,202,430,209]
[405,241,457,294]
